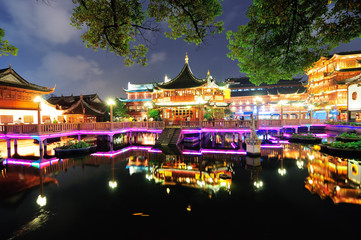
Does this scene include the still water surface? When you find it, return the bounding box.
[1,143,361,239]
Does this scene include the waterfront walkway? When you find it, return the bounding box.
[0,119,328,159]
[0,119,328,137]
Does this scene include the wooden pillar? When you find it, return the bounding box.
[39,139,44,158]
[7,139,11,158]
[280,105,284,127]
[108,134,114,152]
[212,132,215,148]
[43,139,47,156]
[129,132,132,146]
[14,139,18,155]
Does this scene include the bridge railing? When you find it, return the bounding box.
[0,119,326,135]
[180,120,252,129]
[1,121,165,135]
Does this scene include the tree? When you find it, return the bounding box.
[104,98,128,121]
[70,0,223,66]
[227,0,361,86]
[0,28,18,57]
[148,109,160,119]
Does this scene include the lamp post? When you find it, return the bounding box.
[254,96,262,129]
[144,102,153,128]
[34,96,43,125]
[107,98,116,125]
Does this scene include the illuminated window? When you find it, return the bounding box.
[24,115,34,123]
[0,115,13,123]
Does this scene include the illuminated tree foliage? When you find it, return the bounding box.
[71,0,223,66]
[0,28,18,57]
[227,0,361,85]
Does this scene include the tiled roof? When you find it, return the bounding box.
[0,66,55,93]
[156,63,206,90]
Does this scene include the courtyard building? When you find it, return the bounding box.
[227,77,307,120]
[121,82,153,121]
[151,54,229,125]
[47,94,105,123]
[307,51,361,121]
[0,65,60,124]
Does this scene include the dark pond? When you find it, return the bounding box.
[1,142,361,239]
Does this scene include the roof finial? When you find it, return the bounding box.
[207,69,210,76]
[185,52,189,64]
[9,64,11,69]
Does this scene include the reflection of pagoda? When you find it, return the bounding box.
[305,155,361,204]
[151,160,232,193]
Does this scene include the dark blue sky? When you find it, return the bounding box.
[0,0,360,99]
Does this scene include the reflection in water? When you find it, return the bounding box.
[151,157,233,194]
[304,148,361,204]
[3,141,361,238]
[8,209,53,240]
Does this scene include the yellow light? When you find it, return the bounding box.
[225,89,231,99]
[109,180,118,189]
[34,96,43,103]
[36,195,47,207]
[107,99,115,106]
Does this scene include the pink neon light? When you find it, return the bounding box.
[182,148,247,155]
[260,144,283,148]
[91,145,161,157]
[4,157,60,169]
[4,128,162,140]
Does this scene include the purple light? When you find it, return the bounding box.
[4,157,60,169]
[182,148,247,155]
[4,128,162,140]
[261,144,283,148]
[91,145,162,157]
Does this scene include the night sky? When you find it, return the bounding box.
[0,0,360,99]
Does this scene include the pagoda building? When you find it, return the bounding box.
[47,94,105,123]
[121,82,153,121]
[0,65,56,124]
[307,51,361,121]
[227,77,307,120]
[152,54,229,124]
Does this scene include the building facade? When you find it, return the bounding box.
[0,65,57,124]
[306,51,361,121]
[121,82,153,121]
[227,77,307,120]
[47,94,105,123]
[151,54,229,124]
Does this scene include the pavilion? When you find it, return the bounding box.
[151,53,229,125]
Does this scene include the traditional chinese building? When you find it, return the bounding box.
[47,94,105,123]
[152,54,229,124]
[121,82,153,121]
[227,77,307,120]
[307,51,361,121]
[0,65,55,124]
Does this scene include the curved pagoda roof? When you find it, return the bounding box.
[0,65,55,93]
[155,54,206,90]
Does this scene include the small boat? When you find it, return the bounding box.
[219,173,232,180]
[54,145,97,157]
[288,136,322,144]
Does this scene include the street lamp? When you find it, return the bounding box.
[144,102,153,127]
[107,98,116,124]
[253,96,262,128]
[34,96,43,124]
